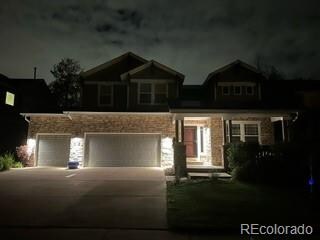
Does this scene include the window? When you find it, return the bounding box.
[244,124,259,142]
[246,86,254,95]
[139,83,152,104]
[222,86,230,95]
[234,86,242,95]
[5,91,15,106]
[138,82,168,104]
[98,85,112,106]
[226,122,260,143]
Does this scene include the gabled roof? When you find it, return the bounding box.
[120,60,185,81]
[81,52,148,78]
[204,60,262,84]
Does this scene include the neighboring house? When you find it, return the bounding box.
[22,52,316,171]
[0,73,57,154]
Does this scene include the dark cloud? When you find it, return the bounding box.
[0,0,319,83]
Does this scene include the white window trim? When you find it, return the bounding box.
[227,121,261,144]
[222,86,230,96]
[234,86,242,96]
[98,83,113,107]
[245,86,254,96]
[137,80,168,105]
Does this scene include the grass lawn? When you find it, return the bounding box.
[167,179,318,231]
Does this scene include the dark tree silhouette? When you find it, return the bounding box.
[254,54,285,80]
[49,58,82,108]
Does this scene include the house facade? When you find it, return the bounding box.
[23,52,298,170]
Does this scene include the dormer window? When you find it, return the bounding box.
[98,84,113,106]
[234,86,242,95]
[5,91,15,106]
[222,86,230,95]
[246,86,254,95]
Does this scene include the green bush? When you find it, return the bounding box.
[0,152,15,171]
[226,142,309,185]
[226,142,260,182]
[12,161,23,168]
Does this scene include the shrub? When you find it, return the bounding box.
[226,142,260,182]
[12,161,23,168]
[16,145,32,167]
[226,142,309,185]
[0,152,15,171]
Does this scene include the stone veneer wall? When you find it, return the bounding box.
[210,118,224,166]
[28,114,175,167]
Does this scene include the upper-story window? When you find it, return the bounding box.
[98,84,113,106]
[234,86,242,95]
[222,86,230,95]
[138,82,168,105]
[5,91,15,106]
[218,82,256,97]
[245,86,254,95]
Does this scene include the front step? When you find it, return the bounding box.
[188,172,231,179]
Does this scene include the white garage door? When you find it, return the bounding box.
[37,135,71,167]
[85,134,160,167]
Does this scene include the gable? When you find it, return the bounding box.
[205,60,265,84]
[82,52,147,82]
[122,60,184,81]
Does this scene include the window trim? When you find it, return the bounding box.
[137,81,168,105]
[233,86,242,96]
[97,83,113,107]
[226,121,261,144]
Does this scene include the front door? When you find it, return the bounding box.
[184,126,197,158]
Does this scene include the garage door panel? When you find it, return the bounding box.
[86,134,160,167]
[37,135,70,167]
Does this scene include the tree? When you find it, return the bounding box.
[254,54,285,80]
[49,58,82,108]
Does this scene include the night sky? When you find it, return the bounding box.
[0,0,319,84]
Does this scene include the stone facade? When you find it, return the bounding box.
[210,118,224,166]
[28,114,275,169]
[28,114,175,167]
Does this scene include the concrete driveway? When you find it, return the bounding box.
[0,167,167,229]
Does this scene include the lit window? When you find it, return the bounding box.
[246,86,254,95]
[226,122,260,143]
[138,82,167,105]
[222,86,230,95]
[98,85,112,106]
[234,86,242,95]
[5,91,15,106]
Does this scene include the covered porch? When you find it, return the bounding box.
[172,110,296,172]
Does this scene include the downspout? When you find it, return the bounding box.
[24,115,30,123]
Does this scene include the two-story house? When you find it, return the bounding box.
[23,52,301,170]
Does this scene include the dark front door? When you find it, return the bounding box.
[184,126,197,158]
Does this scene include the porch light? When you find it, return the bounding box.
[27,138,36,156]
[162,137,173,148]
